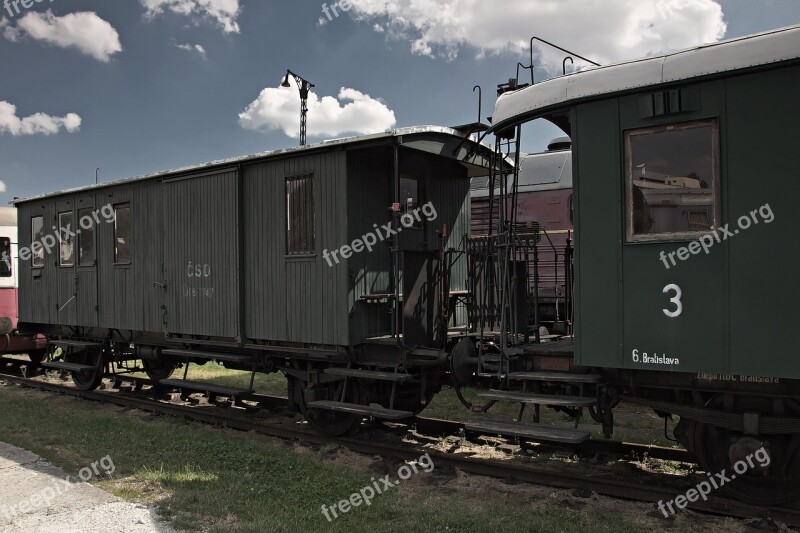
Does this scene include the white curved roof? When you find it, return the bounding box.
[471,148,572,198]
[492,25,800,130]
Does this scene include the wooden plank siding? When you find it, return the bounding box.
[243,151,349,346]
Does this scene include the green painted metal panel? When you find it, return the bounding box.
[574,64,800,378]
[725,65,800,378]
[616,82,727,374]
[573,100,623,368]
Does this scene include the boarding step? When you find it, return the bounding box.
[323,367,414,382]
[407,348,447,367]
[357,360,400,369]
[160,379,253,398]
[478,390,596,407]
[306,401,413,420]
[408,347,445,359]
[49,340,103,349]
[40,361,98,373]
[465,419,590,444]
[507,371,602,384]
[162,349,255,364]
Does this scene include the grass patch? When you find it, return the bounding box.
[0,384,651,532]
[129,362,287,397]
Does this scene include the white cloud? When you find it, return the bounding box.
[0,181,6,193]
[141,0,241,34]
[1,11,122,62]
[0,101,82,136]
[176,42,207,58]
[238,79,396,139]
[345,0,727,68]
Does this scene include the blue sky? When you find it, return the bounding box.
[0,0,799,204]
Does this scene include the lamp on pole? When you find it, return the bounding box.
[281,69,315,147]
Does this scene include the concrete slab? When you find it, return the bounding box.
[0,442,173,533]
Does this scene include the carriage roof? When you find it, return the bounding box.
[491,24,800,132]
[14,126,493,204]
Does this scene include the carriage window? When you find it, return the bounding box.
[0,237,11,277]
[286,175,315,255]
[78,208,96,266]
[58,212,75,267]
[31,216,44,268]
[114,204,131,264]
[399,175,422,229]
[626,120,718,242]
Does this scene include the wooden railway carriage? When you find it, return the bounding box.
[14,127,492,431]
[484,25,800,503]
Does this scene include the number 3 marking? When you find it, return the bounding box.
[663,284,683,318]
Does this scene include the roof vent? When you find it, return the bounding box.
[547,136,572,151]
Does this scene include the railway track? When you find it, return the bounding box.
[1,360,799,526]
[0,357,691,462]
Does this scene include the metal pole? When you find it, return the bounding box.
[300,92,308,146]
[473,85,482,124]
[283,70,314,147]
[393,142,401,345]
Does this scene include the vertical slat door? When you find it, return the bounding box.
[55,199,77,326]
[163,171,239,338]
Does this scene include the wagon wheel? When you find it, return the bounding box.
[297,379,364,437]
[453,382,497,413]
[27,350,45,367]
[380,383,439,416]
[450,337,497,413]
[68,348,104,391]
[692,395,800,505]
[142,358,176,381]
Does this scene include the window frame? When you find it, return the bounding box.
[285,174,316,257]
[624,118,720,244]
[398,174,424,230]
[113,203,132,265]
[58,211,75,267]
[0,236,11,278]
[31,216,44,269]
[77,207,97,267]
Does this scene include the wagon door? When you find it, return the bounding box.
[52,197,100,327]
[402,251,442,348]
[74,197,99,327]
[54,199,78,325]
[163,170,240,339]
